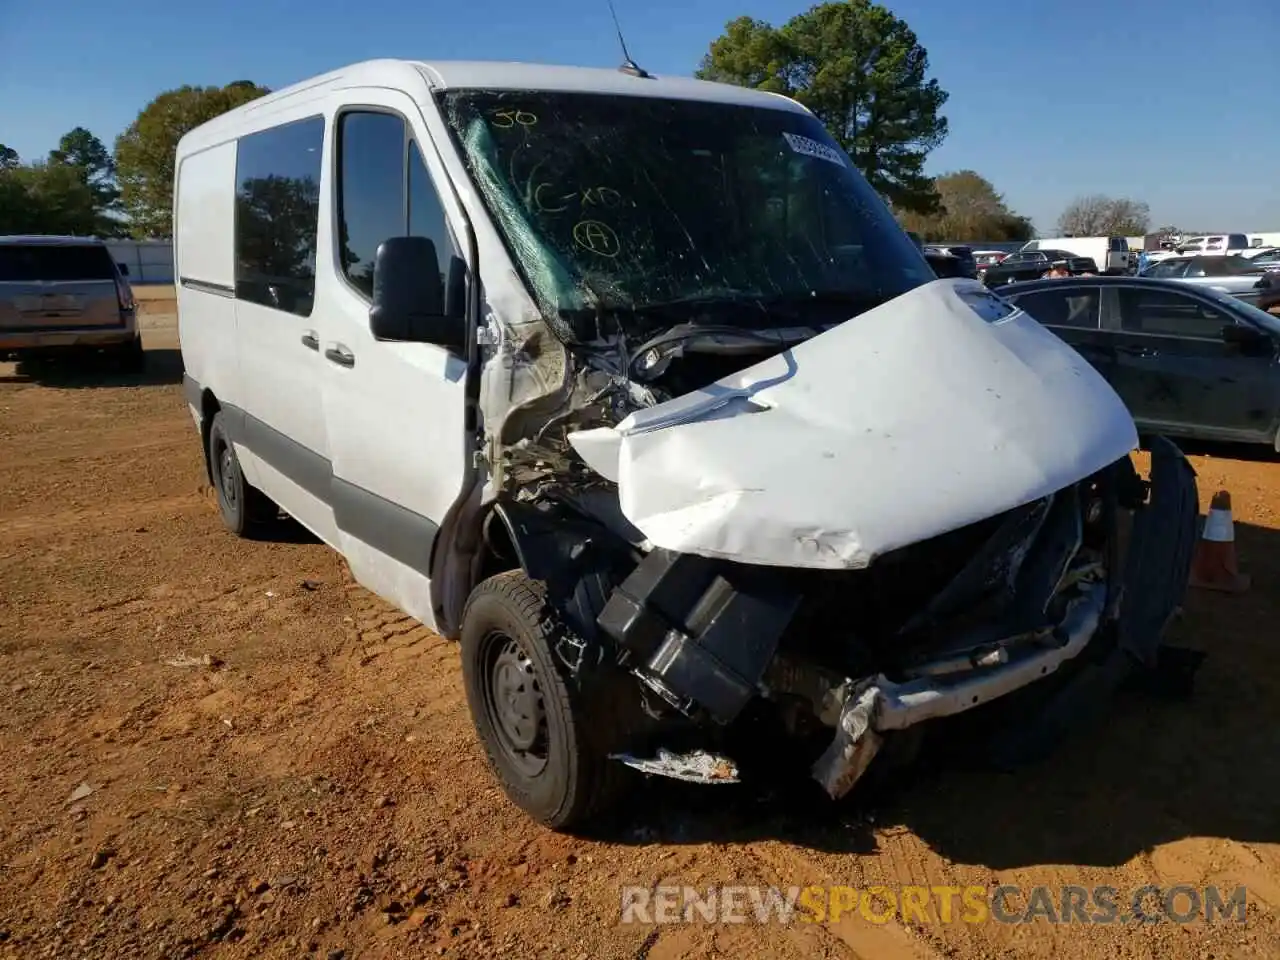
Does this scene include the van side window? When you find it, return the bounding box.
[337,112,458,298]
[234,116,325,317]
[408,140,456,290]
[337,111,407,297]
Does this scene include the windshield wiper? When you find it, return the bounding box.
[628,291,783,328]
[557,288,890,343]
[627,322,814,380]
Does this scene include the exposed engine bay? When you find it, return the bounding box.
[476,280,1200,799]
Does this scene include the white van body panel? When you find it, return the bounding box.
[568,279,1138,570]
[174,145,236,289]
[174,143,247,466]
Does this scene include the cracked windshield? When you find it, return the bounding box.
[442,90,935,340]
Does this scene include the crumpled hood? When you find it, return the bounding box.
[567,278,1138,570]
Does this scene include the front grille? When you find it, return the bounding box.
[774,507,1026,675]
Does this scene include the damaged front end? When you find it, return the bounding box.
[435,86,1201,821]
[567,441,1195,799]
[481,285,1198,803]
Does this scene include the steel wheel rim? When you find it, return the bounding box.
[214,438,237,510]
[481,631,548,777]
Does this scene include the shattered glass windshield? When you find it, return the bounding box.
[439,89,936,341]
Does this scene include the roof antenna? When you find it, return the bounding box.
[606,0,652,78]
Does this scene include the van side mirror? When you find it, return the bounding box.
[369,236,465,351]
[117,262,130,276]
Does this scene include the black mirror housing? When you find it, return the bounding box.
[369,236,465,351]
[117,262,130,276]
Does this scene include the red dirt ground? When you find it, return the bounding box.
[1,312,1277,959]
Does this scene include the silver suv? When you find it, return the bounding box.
[0,235,144,371]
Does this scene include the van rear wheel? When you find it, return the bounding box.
[460,570,621,830]
[207,411,277,537]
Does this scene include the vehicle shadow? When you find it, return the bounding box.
[1147,435,1279,464]
[592,519,1280,869]
[0,348,185,388]
[253,513,323,545]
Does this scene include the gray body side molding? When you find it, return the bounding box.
[183,373,439,574]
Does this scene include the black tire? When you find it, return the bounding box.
[460,571,621,830]
[110,336,146,374]
[207,411,277,537]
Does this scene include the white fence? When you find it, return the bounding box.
[105,240,173,285]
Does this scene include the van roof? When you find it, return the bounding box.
[178,58,809,153]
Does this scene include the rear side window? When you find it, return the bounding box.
[337,110,458,300]
[0,245,116,282]
[234,115,325,317]
[1118,288,1226,338]
[1011,287,1100,329]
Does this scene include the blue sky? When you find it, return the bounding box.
[2,0,1276,234]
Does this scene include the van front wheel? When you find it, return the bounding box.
[207,412,277,537]
[460,571,620,830]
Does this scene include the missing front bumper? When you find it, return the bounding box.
[811,440,1198,799]
[812,582,1106,798]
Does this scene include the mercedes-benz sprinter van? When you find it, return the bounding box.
[175,59,1197,829]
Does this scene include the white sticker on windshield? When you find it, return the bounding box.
[782,132,846,168]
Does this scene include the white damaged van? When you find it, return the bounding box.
[175,59,1199,828]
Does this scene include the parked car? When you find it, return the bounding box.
[972,250,1009,279]
[1260,280,1280,316]
[0,235,143,371]
[982,249,1098,288]
[1175,234,1252,256]
[1137,255,1271,305]
[923,249,968,278]
[1023,236,1130,274]
[175,58,1195,830]
[923,244,977,279]
[1241,247,1280,270]
[1001,275,1280,447]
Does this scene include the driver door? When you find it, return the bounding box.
[1106,284,1278,441]
[315,93,473,630]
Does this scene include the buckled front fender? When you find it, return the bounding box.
[1117,436,1199,667]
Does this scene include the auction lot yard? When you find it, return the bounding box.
[2,304,1279,960]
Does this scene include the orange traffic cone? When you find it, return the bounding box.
[1189,490,1250,594]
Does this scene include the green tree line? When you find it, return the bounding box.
[1,82,269,239]
[1,1,1149,243]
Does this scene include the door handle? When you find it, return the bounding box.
[1118,345,1158,359]
[301,330,319,351]
[324,343,355,368]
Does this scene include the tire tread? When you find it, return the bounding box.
[461,570,624,830]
